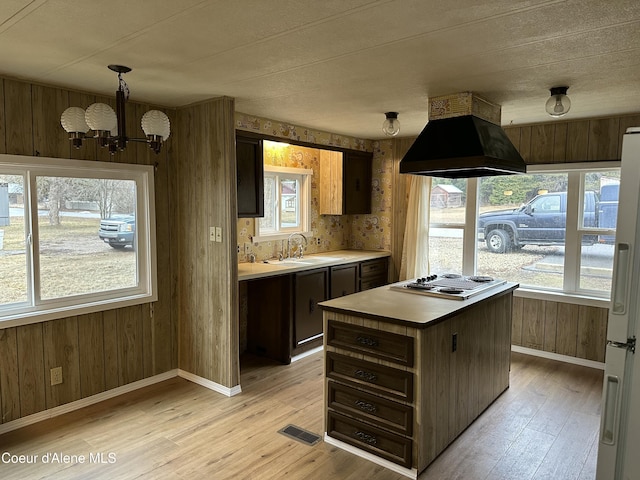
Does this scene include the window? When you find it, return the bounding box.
[255,165,312,241]
[428,163,619,299]
[0,155,156,326]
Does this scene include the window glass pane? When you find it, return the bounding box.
[429,233,463,273]
[0,174,28,306]
[580,238,614,292]
[430,179,466,224]
[429,178,466,274]
[36,176,137,300]
[280,177,299,228]
[477,173,567,289]
[582,171,619,230]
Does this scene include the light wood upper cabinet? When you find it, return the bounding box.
[320,149,372,215]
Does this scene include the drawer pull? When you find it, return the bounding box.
[354,369,377,382]
[355,431,378,445]
[356,335,379,348]
[355,400,377,413]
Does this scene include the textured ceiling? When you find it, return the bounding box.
[1,0,639,139]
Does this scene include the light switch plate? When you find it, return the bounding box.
[215,227,223,243]
[209,227,216,242]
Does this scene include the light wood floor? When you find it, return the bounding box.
[0,352,603,480]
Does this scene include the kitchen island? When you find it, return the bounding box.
[319,280,518,478]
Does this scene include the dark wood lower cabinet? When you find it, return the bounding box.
[243,256,389,364]
[330,263,358,299]
[294,268,328,347]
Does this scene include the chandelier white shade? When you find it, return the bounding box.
[60,65,170,154]
[141,110,171,140]
[60,107,89,134]
[84,103,117,132]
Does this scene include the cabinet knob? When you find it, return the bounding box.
[354,400,377,413]
[355,431,377,445]
[354,369,377,383]
[356,335,379,348]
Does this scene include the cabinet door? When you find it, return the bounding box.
[294,268,328,347]
[236,134,264,217]
[330,264,358,298]
[343,151,372,214]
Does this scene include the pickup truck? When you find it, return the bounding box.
[98,215,135,249]
[477,190,616,253]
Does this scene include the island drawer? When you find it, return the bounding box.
[326,352,413,402]
[327,320,414,367]
[327,410,412,468]
[328,381,413,436]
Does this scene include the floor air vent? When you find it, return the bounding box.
[278,424,321,446]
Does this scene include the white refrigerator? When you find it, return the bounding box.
[596,127,640,480]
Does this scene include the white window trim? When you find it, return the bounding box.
[252,165,313,243]
[0,154,157,328]
[429,162,620,302]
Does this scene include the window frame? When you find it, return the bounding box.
[253,164,313,242]
[0,154,157,328]
[429,161,619,306]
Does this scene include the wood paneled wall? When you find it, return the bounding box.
[512,297,607,362]
[504,113,640,164]
[174,97,239,388]
[0,78,177,424]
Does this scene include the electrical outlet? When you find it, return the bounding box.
[50,366,63,386]
[316,237,321,246]
[237,244,241,253]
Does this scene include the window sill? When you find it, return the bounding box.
[514,287,610,309]
[0,292,157,329]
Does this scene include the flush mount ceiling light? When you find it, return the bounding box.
[382,112,400,137]
[60,65,170,154]
[545,86,571,118]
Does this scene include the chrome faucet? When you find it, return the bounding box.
[287,233,308,258]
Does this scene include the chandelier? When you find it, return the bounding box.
[60,65,170,154]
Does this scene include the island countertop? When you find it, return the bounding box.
[319,280,519,328]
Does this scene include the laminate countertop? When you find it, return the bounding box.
[319,281,519,328]
[238,249,390,281]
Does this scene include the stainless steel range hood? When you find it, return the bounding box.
[399,92,526,179]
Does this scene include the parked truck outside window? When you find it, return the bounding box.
[477,189,618,253]
[98,215,135,249]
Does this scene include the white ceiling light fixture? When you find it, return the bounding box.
[382,112,400,137]
[60,65,170,154]
[545,86,571,118]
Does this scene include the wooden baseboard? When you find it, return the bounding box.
[324,433,418,479]
[0,370,179,436]
[511,345,605,370]
[177,369,243,396]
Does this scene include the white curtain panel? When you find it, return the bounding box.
[399,175,432,281]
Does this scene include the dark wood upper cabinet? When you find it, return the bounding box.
[320,149,372,215]
[236,134,264,218]
[343,150,372,214]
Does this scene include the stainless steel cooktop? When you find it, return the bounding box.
[390,274,507,300]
